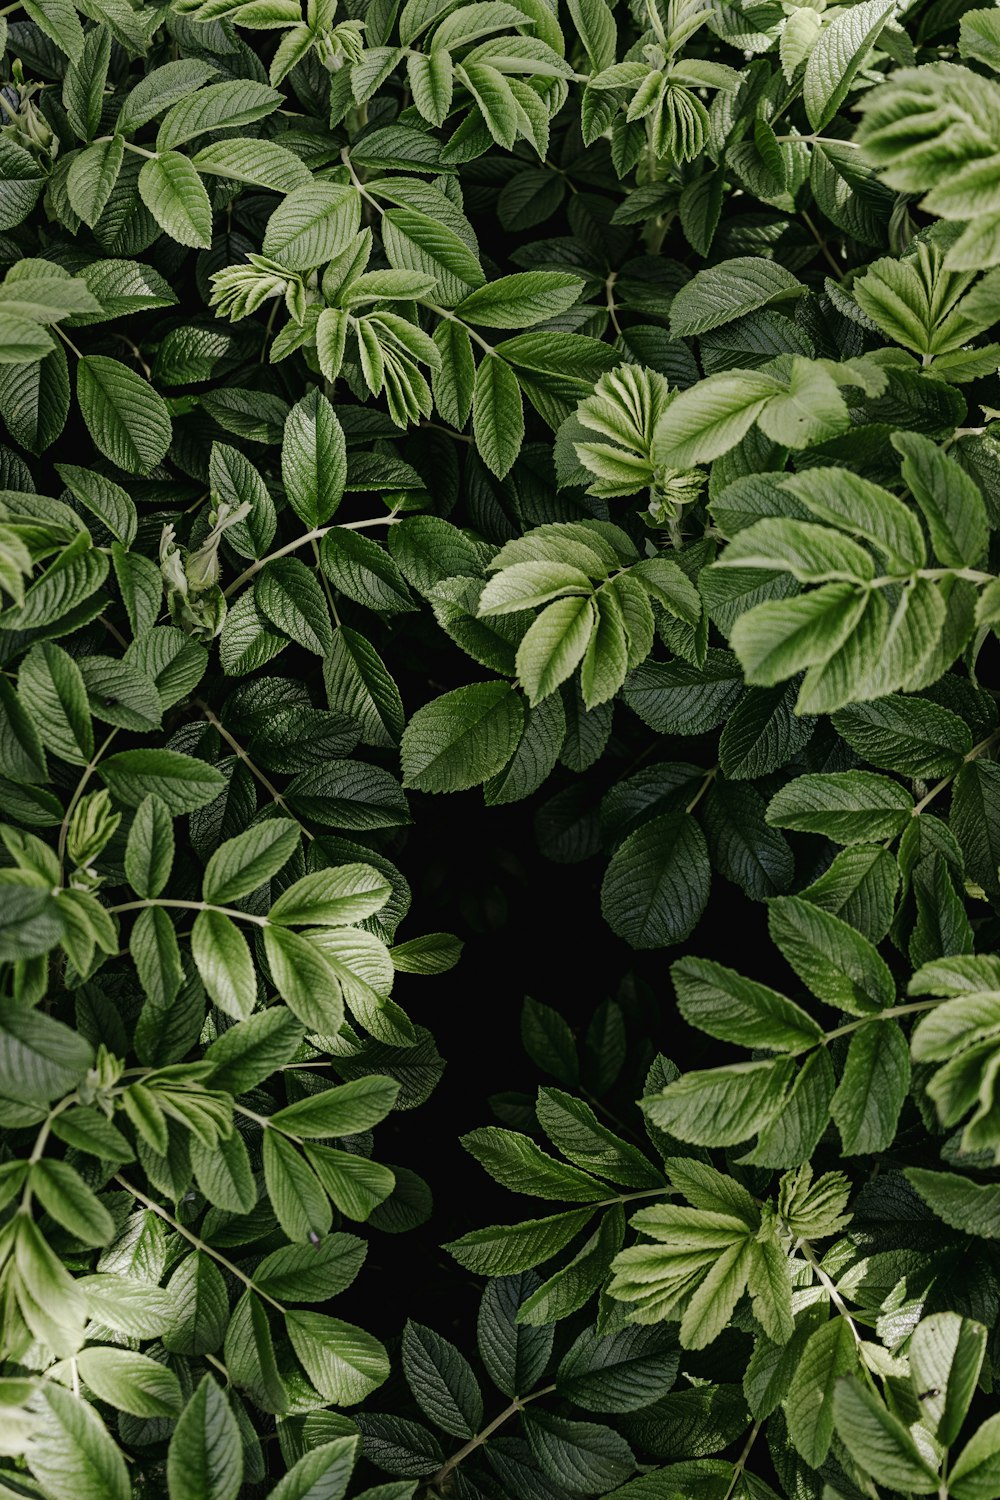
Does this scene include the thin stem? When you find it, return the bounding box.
[802,209,845,281]
[685,765,718,815]
[260,300,279,363]
[205,1352,231,1382]
[223,515,399,597]
[420,421,473,443]
[775,134,860,149]
[19,1096,78,1212]
[234,1101,277,1131]
[341,147,383,214]
[605,271,623,338]
[57,729,119,874]
[194,698,310,839]
[882,725,1000,847]
[98,613,130,649]
[114,1175,287,1313]
[122,139,159,160]
[431,1384,558,1488]
[312,536,341,627]
[427,300,495,355]
[55,325,84,360]
[722,1421,762,1500]
[799,1238,862,1346]
[821,999,942,1046]
[109,897,270,927]
[581,1087,645,1146]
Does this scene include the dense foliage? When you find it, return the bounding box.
[2,0,1000,1494]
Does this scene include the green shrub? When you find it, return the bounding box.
[1,0,1000,1494]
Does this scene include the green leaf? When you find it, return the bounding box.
[408,50,455,126]
[642,1058,792,1146]
[254,1236,366,1304]
[718,682,815,781]
[401,681,524,791]
[556,1324,678,1413]
[67,138,124,228]
[623,651,742,734]
[100,750,226,813]
[30,1159,114,1246]
[192,138,312,194]
[286,1310,390,1404]
[117,61,221,135]
[167,1376,243,1500]
[472,355,524,479]
[320,530,415,614]
[263,183,362,272]
[803,0,896,130]
[781,466,926,572]
[203,819,299,905]
[267,1438,360,1500]
[402,1320,484,1438]
[799,844,899,942]
[156,79,283,152]
[138,152,213,249]
[905,1168,1000,1239]
[22,0,83,59]
[325,627,405,748]
[523,1411,635,1494]
[516,595,595,705]
[431,319,476,427]
[191,909,256,1019]
[125,794,174,900]
[75,1347,182,1419]
[832,1376,940,1493]
[390,931,463,973]
[601,813,711,949]
[263,1130,333,1243]
[651,369,783,466]
[730,583,868,689]
[950,760,1000,898]
[832,696,971,777]
[382,205,485,307]
[191,1129,256,1214]
[910,1312,987,1449]
[785,1317,858,1466]
[950,1414,1000,1500]
[269,865,391,927]
[766,771,913,844]
[0,998,93,1107]
[672,957,822,1052]
[457,273,584,328]
[893,431,989,568]
[445,1206,596,1274]
[29,1386,130,1500]
[76,356,172,475]
[284,761,410,830]
[768,896,894,1012]
[462,1126,608,1201]
[669,259,802,337]
[306,1147,396,1220]
[681,1235,756,1350]
[282,390,347,527]
[536,1089,662,1188]
[718,518,876,584]
[756,360,850,448]
[830,1019,909,1153]
[18,642,93,766]
[264,924,344,1034]
[270,1075,399,1136]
